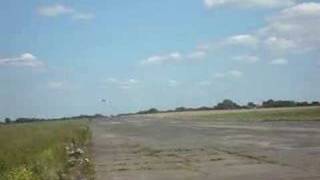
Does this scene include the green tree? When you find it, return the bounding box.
[175,107,187,112]
[148,108,159,113]
[5,118,11,124]
[214,99,241,110]
[247,102,257,109]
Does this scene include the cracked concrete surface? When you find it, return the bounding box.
[91,115,320,180]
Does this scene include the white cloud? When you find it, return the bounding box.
[264,36,296,52]
[127,79,139,84]
[0,53,44,68]
[38,4,94,20]
[106,78,118,83]
[168,80,179,87]
[141,48,208,66]
[213,70,243,79]
[196,44,210,51]
[213,72,226,79]
[141,3,320,68]
[211,2,320,64]
[144,56,166,65]
[233,55,260,63]
[187,51,207,59]
[204,0,295,9]
[38,4,74,17]
[224,34,259,47]
[141,52,183,65]
[199,80,212,86]
[72,13,95,20]
[105,78,140,89]
[260,2,320,53]
[279,2,320,18]
[228,70,243,78]
[170,52,182,59]
[48,81,65,89]
[270,58,288,65]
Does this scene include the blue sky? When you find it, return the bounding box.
[1,0,320,118]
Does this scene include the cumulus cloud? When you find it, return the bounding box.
[142,2,320,68]
[211,2,320,54]
[106,78,118,83]
[48,81,65,89]
[72,13,95,20]
[263,36,296,52]
[213,70,243,79]
[224,34,259,47]
[270,58,288,65]
[141,48,208,66]
[37,4,74,17]
[0,53,44,68]
[38,4,94,20]
[204,0,295,9]
[208,2,320,64]
[168,80,179,87]
[260,2,320,53]
[228,70,243,78]
[199,80,212,86]
[106,78,140,89]
[233,55,260,63]
[141,52,182,65]
[213,72,226,79]
[187,51,207,59]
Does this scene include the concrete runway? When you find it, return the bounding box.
[91,115,320,180]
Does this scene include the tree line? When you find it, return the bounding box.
[135,99,320,115]
[2,99,320,123]
[1,114,106,124]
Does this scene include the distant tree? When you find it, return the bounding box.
[247,102,257,109]
[262,99,296,108]
[296,101,309,107]
[137,108,159,114]
[214,99,241,110]
[175,107,187,112]
[262,99,275,108]
[93,114,104,118]
[15,118,46,123]
[148,108,159,113]
[4,118,11,124]
[311,101,320,106]
[197,106,212,111]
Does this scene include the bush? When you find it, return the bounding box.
[6,167,36,180]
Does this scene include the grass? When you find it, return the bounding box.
[0,119,93,180]
[147,106,320,121]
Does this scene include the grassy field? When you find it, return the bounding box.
[147,106,320,121]
[0,120,93,180]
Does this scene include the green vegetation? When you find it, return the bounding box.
[133,99,320,115]
[161,107,320,121]
[136,108,159,115]
[214,99,241,110]
[0,120,93,180]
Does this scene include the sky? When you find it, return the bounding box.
[1,0,320,118]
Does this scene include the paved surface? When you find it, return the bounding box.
[91,116,320,180]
